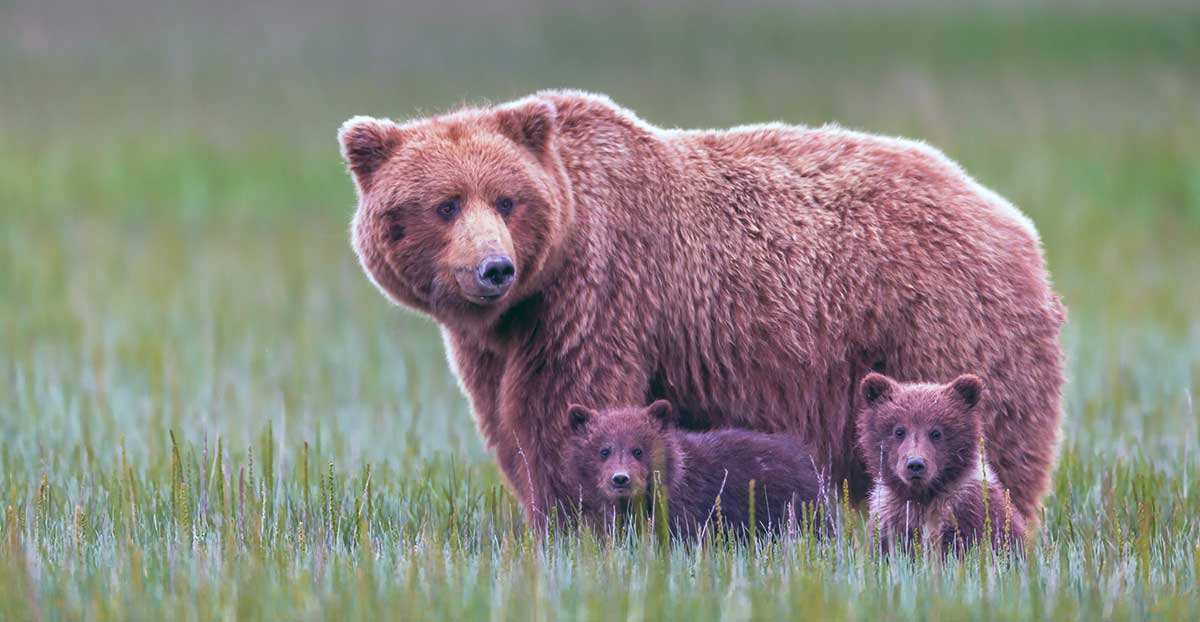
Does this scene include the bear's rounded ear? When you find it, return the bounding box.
[567,404,595,435]
[495,98,556,158]
[948,374,984,410]
[338,116,403,191]
[645,399,676,430]
[860,373,896,406]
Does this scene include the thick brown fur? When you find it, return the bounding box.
[565,401,821,537]
[858,373,1026,555]
[339,90,1066,526]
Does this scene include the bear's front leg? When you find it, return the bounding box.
[442,332,532,504]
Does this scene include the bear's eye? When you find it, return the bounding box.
[929,428,942,441]
[496,196,515,216]
[599,447,611,459]
[632,448,643,459]
[436,198,460,221]
[893,427,906,440]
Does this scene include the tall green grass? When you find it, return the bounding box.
[1,4,1198,620]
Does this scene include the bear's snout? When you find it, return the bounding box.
[895,448,937,489]
[444,203,519,305]
[477,255,516,294]
[454,253,517,303]
[600,466,644,500]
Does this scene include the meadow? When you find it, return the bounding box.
[1,3,1198,620]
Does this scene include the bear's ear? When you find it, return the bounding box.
[645,399,676,431]
[495,98,556,158]
[338,116,403,190]
[860,373,896,406]
[567,404,595,435]
[947,374,984,410]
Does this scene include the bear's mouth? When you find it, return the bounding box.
[606,483,636,499]
[469,292,504,304]
[428,273,510,316]
[453,268,513,307]
[896,472,945,502]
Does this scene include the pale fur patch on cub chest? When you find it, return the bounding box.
[869,460,998,548]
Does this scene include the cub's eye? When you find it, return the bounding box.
[894,427,906,440]
[599,447,611,459]
[496,196,515,216]
[632,448,643,459]
[929,429,942,441]
[436,198,460,220]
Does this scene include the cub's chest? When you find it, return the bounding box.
[869,484,960,549]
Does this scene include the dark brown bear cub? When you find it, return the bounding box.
[858,373,1026,555]
[565,400,821,537]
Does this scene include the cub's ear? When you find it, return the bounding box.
[338,116,403,190]
[948,374,984,410]
[567,404,596,435]
[495,98,556,158]
[860,373,896,406]
[645,399,676,431]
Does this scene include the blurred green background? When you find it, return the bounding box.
[1,1,1198,619]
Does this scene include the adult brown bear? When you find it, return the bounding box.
[338,90,1065,526]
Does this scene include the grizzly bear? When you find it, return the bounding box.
[565,400,822,537]
[857,372,1026,555]
[338,90,1065,526]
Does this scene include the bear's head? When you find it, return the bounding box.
[565,400,676,504]
[339,97,574,326]
[857,373,985,503]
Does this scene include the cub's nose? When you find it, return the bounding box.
[476,255,516,295]
[611,472,630,487]
[905,457,926,477]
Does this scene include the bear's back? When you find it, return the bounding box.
[668,429,821,534]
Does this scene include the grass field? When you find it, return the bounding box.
[2,3,1199,620]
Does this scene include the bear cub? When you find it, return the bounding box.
[858,372,1026,555]
[565,400,821,537]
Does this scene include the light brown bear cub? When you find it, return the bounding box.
[858,372,1025,555]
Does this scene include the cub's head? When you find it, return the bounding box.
[857,373,985,502]
[565,400,676,503]
[339,96,574,325]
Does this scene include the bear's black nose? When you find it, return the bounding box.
[476,255,516,295]
[905,457,926,476]
[611,472,630,487]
